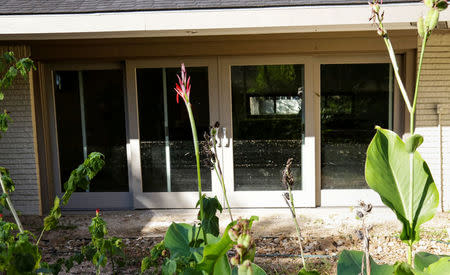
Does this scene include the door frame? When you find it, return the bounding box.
[315,54,402,206]
[125,57,220,208]
[218,55,317,207]
[43,62,132,210]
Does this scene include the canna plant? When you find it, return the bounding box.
[141,64,266,275]
[338,1,450,274]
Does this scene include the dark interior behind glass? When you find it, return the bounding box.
[321,63,391,189]
[54,69,128,192]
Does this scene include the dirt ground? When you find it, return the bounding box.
[14,208,450,274]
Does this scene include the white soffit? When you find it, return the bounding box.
[0,3,447,40]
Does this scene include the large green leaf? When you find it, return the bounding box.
[213,255,231,275]
[365,127,439,244]
[414,252,448,271]
[196,195,223,237]
[196,222,234,273]
[424,257,450,274]
[337,250,394,275]
[297,268,320,275]
[164,223,204,262]
[392,257,450,275]
[231,263,267,275]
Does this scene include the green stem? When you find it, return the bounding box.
[383,36,412,113]
[185,102,203,221]
[407,243,413,266]
[288,186,306,270]
[0,176,24,233]
[411,34,428,132]
[213,167,233,222]
[211,129,233,222]
[185,101,206,244]
[36,229,45,246]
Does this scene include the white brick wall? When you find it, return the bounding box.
[0,46,39,215]
[416,31,450,211]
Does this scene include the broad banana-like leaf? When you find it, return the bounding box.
[337,250,394,275]
[414,252,448,271]
[365,127,439,244]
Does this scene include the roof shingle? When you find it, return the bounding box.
[0,0,420,15]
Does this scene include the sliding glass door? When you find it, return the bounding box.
[219,56,316,207]
[317,55,400,206]
[46,63,131,209]
[127,58,219,208]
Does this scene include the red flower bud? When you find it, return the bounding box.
[174,63,191,104]
[96,208,100,216]
[0,214,3,219]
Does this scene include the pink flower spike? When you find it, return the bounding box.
[174,63,191,104]
[186,76,191,99]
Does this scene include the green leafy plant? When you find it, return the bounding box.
[85,209,125,275]
[0,50,108,274]
[338,1,449,273]
[141,64,266,274]
[0,152,105,274]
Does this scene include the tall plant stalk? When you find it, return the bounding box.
[186,105,204,221]
[370,0,445,266]
[282,158,306,270]
[209,124,233,221]
[0,176,24,233]
[174,64,204,222]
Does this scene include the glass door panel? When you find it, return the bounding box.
[54,69,128,192]
[231,65,304,191]
[320,63,393,189]
[136,67,212,193]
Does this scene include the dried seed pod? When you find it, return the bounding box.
[237,233,252,249]
[356,210,365,219]
[282,158,295,189]
[363,203,373,213]
[228,228,239,242]
[356,230,364,240]
[230,255,239,266]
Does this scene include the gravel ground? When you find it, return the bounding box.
[12,208,450,274]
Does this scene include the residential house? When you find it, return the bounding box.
[0,0,448,215]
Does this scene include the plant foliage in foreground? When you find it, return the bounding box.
[141,64,268,275]
[0,52,121,274]
[338,1,450,274]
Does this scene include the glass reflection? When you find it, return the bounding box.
[231,65,304,191]
[137,67,211,192]
[321,63,392,189]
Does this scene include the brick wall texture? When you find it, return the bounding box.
[0,45,40,215]
[416,31,450,211]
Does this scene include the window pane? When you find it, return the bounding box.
[137,67,211,192]
[321,63,392,189]
[54,69,128,192]
[54,71,84,187]
[83,70,128,192]
[232,65,304,191]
